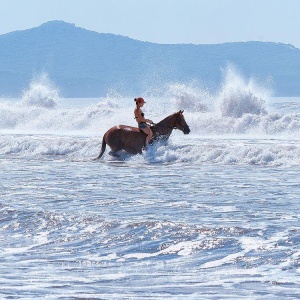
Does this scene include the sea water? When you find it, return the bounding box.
[1,72,300,299]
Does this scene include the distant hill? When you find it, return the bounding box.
[0,20,300,97]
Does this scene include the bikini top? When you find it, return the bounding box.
[134,110,144,119]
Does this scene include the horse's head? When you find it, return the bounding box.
[173,110,190,134]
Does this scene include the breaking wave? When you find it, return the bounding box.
[167,82,211,113]
[0,68,298,136]
[218,66,268,118]
[21,73,61,108]
[1,69,300,166]
[1,135,300,167]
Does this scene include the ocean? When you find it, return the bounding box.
[1,72,300,299]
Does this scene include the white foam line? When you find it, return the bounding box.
[200,251,246,269]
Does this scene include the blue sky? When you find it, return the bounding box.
[1,0,300,48]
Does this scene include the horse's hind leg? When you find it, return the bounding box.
[108,150,120,158]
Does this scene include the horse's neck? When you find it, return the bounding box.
[153,115,174,137]
[157,114,174,127]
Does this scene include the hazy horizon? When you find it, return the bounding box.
[1,0,300,48]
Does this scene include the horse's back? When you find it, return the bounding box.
[116,125,141,133]
[104,125,145,154]
[105,125,143,137]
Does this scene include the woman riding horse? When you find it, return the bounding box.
[95,109,190,160]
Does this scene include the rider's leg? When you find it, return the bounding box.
[141,127,152,148]
[146,129,153,144]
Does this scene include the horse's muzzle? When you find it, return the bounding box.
[183,126,190,134]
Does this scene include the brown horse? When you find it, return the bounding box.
[95,110,190,159]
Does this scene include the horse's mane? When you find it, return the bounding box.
[154,112,177,127]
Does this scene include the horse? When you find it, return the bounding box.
[95,110,190,159]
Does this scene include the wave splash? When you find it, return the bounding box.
[0,66,299,167]
[218,66,268,118]
[167,82,210,113]
[1,135,300,167]
[167,67,300,136]
[0,68,300,138]
[21,73,61,109]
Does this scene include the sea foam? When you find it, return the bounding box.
[217,66,268,118]
[21,73,60,109]
[0,69,299,136]
[1,70,300,166]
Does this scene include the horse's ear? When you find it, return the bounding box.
[179,110,184,114]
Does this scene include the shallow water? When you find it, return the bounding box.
[1,158,300,299]
[1,79,300,298]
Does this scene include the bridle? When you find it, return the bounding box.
[173,113,187,130]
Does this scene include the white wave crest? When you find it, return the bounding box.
[21,74,61,109]
[1,135,300,167]
[0,67,300,138]
[167,83,210,112]
[217,66,268,118]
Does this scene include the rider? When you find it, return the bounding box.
[134,97,153,147]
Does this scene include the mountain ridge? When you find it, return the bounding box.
[1,20,299,97]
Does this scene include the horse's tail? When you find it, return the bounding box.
[95,135,106,160]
